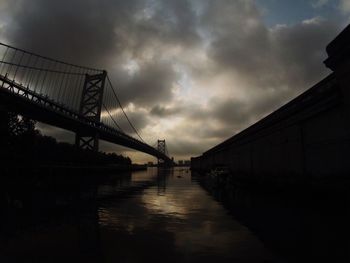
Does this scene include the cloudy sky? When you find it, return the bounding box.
[0,0,349,163]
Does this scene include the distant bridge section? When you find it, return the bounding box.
[192,24,350,184]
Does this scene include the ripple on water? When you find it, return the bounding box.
[97,167,274,263]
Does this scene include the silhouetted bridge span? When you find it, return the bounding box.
[0,42,173,164]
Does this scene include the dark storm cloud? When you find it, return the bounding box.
[150,105,180,117]
[149,103,196,117]
[4,0,138,67]
[130,0,200,49]
[201,0,270,70]
[203,8,340,90]
[116,109,150,135]
[3,0,200,108]
[112,60,179,107]
[204,91,293,138]
[271,18,341,88]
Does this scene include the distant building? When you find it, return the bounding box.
[178,160,184,166]
[184,160,191,166]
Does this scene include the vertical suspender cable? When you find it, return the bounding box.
[13,51,24,81]
[7,49,17,78]
[57,64,67,103]
[27,55,39,90]
[21,53,32,86]
[40,59,50,95]
[0,47,9,75]
[33,58,45,93]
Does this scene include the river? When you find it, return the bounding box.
[0,167,348,262]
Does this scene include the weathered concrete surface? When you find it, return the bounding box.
[192,25,350,185]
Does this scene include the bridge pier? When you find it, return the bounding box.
[157,140,166,167]
[75,71,106,151]
[156,139,174,167]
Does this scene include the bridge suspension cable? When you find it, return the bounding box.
[102,103,123,132]
[0,42,103,72]
[106,75,145,143]
[0,61,86,76]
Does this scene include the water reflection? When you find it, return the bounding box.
[98,168,272,263]
[1,168,275,263]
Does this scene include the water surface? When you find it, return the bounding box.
[1,167,274,262]
[98,167,272,262]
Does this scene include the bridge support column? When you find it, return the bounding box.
[75,71,106,151]
[157,139,166,167]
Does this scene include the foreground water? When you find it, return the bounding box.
[98,168,274,263]
[2,167,349,262]
[0,167,277,262]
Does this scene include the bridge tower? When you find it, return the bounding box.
[157,139,167,166]
[75,71,107,151]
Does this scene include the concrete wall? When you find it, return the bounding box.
[192,25,350,183]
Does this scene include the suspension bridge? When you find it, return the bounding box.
[0,42,173,165]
